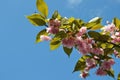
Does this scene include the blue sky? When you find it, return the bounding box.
[0,0,120,80]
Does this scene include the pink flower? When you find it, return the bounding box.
[115,32,120,37]
[77,43,92,55]
[108,59,115,65]
[85,58,96,71]
[49,19,61,27]
[86,58,96,69]
[91,48,104,55]
[101,61,111,70]
[101,23,116,35]
[111,37,120,43]
[80,72,88,78]
[96,68,107,76]
[62,37,75,49]
[46,27,59,34]
[85,38,94,44]
[47,19,61,34]
[101,59,114,70]
[75,38,93,55]
[40,35,51,41]
[76,27,87,36]
[78,47,89,55]
[114,50,118,55]
[114,50,120,58]
[94,56,100,60]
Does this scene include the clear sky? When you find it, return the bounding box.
[0,0,120,80]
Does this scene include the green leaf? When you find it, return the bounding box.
[114,46,120,52]
[113,17,120,30]
[49,31,67,50]
[88,31,110,42]
[63,47,73,57]
[73,19,85,27]
[106,69,115,78]
[50,38,61,50]
[104,48,114,55]
[26,14,46,26]
[52,10,59,19]
[73,55,91,72]
[101,43,106,49]
[68,17,75,23]
[36,29,48,43]
[86,17,103,30]
[106,43,114,48]
[100,35,110,42]
[73,60,86,72]
[54,31,67,40]
[90,24,103,30]
[101,43,113,49]
[61,18,69,25]
[88,31,101,40]
[117,73,120,80]
[36,0,48,18]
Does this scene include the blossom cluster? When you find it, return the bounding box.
[27,0,120,79]
[39,19,119,78]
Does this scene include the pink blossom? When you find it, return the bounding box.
[40,35,51,41]
[80,72,88,78]
[114,50,120,58]
[91,48,104,55]
[85,38,94,44]
[102,23,115,34]
[101,61,111,70]
[77,43,92,55]
[76,27,87,36]
[49,19,61,27]
[108,59,115,65]
[115,32,120,37]
[114,50,119,55]
[47,19,61,34]
[86,58,96,69]
[78,47,89,55]
[111,35,116,39]
[101,59,115,70]
[46,27,59,34]
[62,37,75,49]
[96,68,107,76]
[94,56,100,60]
[111,37,120,43]
[75,38,93,55]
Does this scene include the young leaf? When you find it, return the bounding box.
[36,29,48,43]
[52,10,59,19]
[50,38,61,50]
[113,17,120,30]
[36,0,48,18]
[73,19,85,27]
[68,17,75,23]
[63,47,73,57]
[73,55,91,72]
[117,73,120,80]
[26,14,46,26]
[86,17,103,30]
[90,24,103,30]
[73,59,86,72]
